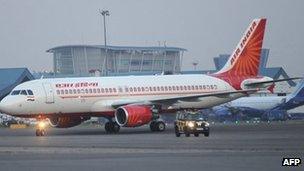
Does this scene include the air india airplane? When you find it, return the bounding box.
[0,18,290,136]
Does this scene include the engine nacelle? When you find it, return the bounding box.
[48,116,89,128]
[115,105,152,127]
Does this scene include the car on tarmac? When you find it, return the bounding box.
[174,111,210,137]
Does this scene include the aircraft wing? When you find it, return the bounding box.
[244,77,302,87]
[111,89,257,108]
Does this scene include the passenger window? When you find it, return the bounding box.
[93,89,96,93]
[56,90,60,95]
[61,90,64,94]
[65,90,68,94]
[77,89,81,94]
[161,87,164,91]
[73,89,77,94]
[69,89,73,94]
[89,89,92,94]
[27,90,34,95]
[20,90,27,95]
[113,88,117,93]
[11,90,21,95]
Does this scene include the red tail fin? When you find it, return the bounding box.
[215,18,266,76]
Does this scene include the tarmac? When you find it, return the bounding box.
[0,121,303,171]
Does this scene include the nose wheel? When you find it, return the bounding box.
[36,128,46,136]
[36,120,47,136]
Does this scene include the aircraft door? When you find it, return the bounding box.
[42,83,54,103]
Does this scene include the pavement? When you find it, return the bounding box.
[0,121,303,171]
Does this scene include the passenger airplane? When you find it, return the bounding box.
[212,78,304,120]
[0,18,290,136]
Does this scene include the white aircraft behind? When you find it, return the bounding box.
[225,78,304,111]
[0,18,289,136]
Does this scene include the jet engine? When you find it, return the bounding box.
[115,105,152,127]
[48,116,90,128]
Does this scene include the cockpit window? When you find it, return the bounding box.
[20,90,27,95]
[11,90,21,95]
[27,90,33,95]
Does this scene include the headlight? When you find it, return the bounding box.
[187,121,195,128]
[205,122,210,127]
[38,121,46,129]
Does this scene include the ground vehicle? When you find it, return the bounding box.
[174,111,210,137]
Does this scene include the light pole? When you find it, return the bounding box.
[192,60,199,71]
[99,9,110,76]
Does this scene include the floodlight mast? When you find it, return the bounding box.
[99,9,110,76]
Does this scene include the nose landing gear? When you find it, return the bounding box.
[36,120,47,136]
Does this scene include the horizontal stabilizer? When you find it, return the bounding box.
[244,77,302,87]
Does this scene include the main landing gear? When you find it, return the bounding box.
[36,120,47,136]
[150,120,166,132]
[149,105,166,132]
[105,121,120,134]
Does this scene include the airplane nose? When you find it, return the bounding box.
[0,101,4,113]
[0,98,12,114]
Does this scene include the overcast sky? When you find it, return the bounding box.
[0,0,303,76]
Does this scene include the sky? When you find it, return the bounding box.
[0,0,303,77]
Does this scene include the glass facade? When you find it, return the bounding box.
[49,46,185,76]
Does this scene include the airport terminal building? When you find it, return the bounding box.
[47,45,186,76]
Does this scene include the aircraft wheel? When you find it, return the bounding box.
[112,123,120,133]
[36,129,46,136]
[149,121,157,132]
[35,129,40,136]
[204,131,209,137]
[194,133,199,137]
[105,122,112,133]
[155,121,166,132]
[105,122,120,134]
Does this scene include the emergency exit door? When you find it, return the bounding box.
[42,83,54,103]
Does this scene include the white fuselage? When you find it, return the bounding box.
[0,74,247,118]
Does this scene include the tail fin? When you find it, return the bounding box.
[215,18,267,76]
